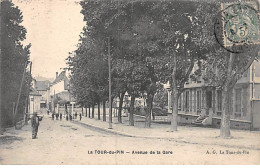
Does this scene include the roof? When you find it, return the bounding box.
[35,81,50,91]
[29,87,42,96]
[52,71,67,85]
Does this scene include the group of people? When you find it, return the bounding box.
[49,110,82,121]
[51,112,63,120]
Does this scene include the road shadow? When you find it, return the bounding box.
[0,136,24,146]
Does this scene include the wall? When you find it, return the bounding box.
[38,90,47,101]
[252,100,260,130]
[178,113,200,124]
[212,117,251,130]
[29,95,42,114]
[49,80,65,96]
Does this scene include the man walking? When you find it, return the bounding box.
[31,112,40,139]
[79,113,82,121]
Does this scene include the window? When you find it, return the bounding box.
[235,89,242,118]
[197,90,201,110]
[242,88,248,116]
[194,90,196,112]
[185,91,189,112]
[178,94,182,110]
[182,93,185,111]
[255,61,260,77]
[206,91,212,109]
[217,90,222,111]
[201,90,204,109]
[190,90,192,112]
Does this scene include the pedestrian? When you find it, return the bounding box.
[69,114,72,121]
[60,113,62,120]
[79,113,82,121]
[75,112,77,119]
[31,112,40,139]
[52,113,54,120]
[56,113,59,120]
[66,115,68,121]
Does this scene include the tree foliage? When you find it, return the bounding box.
[1,1,31,127]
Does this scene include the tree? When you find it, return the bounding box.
[143,1,217,131]
[74,0,224,130]
[153,84,168,110]
[1,1,31,127]
[201,47,259,138]
[197,1,260,138]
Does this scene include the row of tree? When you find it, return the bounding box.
[1,1,32,128]
[68,0,259,138]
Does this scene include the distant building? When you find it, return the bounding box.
[48,70,75,113]
[166,60,260,130]
[34,80,50,108]
[29,86,42,115]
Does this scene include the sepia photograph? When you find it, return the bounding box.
[0,0,260,165]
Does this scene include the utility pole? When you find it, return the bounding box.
[14,61,28,126]
[108,37,112,129]
[25,62,32,125]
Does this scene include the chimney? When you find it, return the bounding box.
[56,72,58,78]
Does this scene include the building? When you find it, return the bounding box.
[48,70,75,114]
[33,80,50,109]
[166,60,260,130]
[29,87,42,115]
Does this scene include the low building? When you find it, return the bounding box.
[33,80,50,109]
[29,87,42,115]
[48,70,75,114]
[166,61,260,130]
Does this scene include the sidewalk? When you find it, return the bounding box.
[72,114,260,151]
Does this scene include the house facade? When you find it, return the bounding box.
[166,60,260,130]
[29,87,42,115]
[33,80,50,109]
[48,70,75,114]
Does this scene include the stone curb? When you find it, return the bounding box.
[72,120,136,138]
[72,119,260,151]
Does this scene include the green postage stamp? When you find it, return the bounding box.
[221,1,259,48]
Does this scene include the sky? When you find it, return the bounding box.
[12,0,85,80]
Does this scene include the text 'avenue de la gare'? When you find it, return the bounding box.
[87,150,173,155]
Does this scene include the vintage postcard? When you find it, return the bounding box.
[0,0,260,165]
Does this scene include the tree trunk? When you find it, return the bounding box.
[103,100,106,121]
[88,105,90,118]
[85,106,87,117]
[81,106,83,116]
[65,104,68,115]
[220,85,232,138]
[170,90,179,131]
[170,52,179,132]
[220,52,235,138]
[145,93,154,128]
[118,91,126,123]
[97,102,100,120]
[92,104,95,118]
[129,96,135,126]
